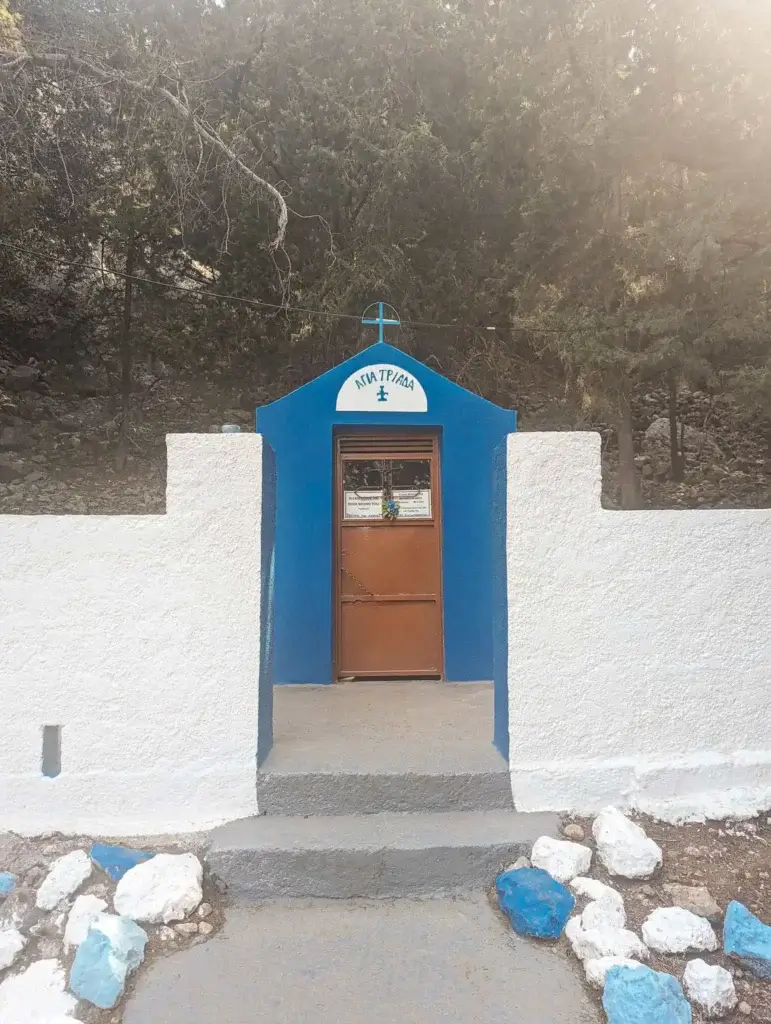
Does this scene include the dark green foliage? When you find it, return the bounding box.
[1,0,770,495]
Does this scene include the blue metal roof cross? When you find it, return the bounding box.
[361,302,401,344]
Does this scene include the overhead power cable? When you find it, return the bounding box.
[0,238,578,333]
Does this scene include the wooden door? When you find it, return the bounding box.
[335,434,443,679]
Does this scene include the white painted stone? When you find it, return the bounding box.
[682,959,737,1017]
[582,897,626,930]
[0,435,264,836]
[566,919,648,962]
[0,958,77,1021]
[585,956,646,989]
[0,927,26,970]
[570,876,626,926]
[564,916,584,945]
[641,907,718,954]
[36,850,92,910]
[592,808,662,879]
[530,836,592,882]
[64,894,108,948]
[505,431,771,822]
[570,877,622,905]
[114,853,203,924]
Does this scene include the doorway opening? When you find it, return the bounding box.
[334,432,443,680]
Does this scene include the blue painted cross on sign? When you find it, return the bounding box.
[361,302,401,404]
[361,301,401,345]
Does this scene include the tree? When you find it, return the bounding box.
[500,0,771,505]
[1,0,770,507]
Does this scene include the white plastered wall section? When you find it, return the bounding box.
[506,431,771,823]
[0,434,263,836]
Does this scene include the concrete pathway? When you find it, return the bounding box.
[124,894,601,1024]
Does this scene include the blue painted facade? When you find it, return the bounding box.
[256,342,516,687]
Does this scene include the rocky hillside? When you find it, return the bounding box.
[1,355,769,514]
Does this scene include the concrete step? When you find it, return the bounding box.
[256,768,514,816]
[206,810,558,899]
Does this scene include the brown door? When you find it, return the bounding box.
[335,434,444,679]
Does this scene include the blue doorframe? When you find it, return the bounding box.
[491,439,510,762]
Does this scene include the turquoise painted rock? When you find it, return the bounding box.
[496,866,574,939]
[69,915,148,1009]
[0,872,16,896]
[603,965,691,1024]
[90,843,154,882]
[724,900,771,979]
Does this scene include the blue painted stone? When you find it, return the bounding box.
[724,899,771,979]
[495,867,574,940]
[603,965,691,1024]
[0,872,16,896]
[90,843,154,882]
[70,915,148,1009]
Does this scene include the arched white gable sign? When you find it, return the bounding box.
[335,363,428,412]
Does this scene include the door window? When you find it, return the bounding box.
[342,458,432,520]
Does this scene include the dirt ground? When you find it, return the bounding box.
[556,815,771,1022]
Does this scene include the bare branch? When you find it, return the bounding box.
[0,54,26,71]
[0,48,288,249]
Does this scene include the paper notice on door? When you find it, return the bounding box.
[392,489,432,518]
[344,491,382,519]
[343,489,432,519]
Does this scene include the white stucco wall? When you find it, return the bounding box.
[0,434,264,836]
[505,431,771,822]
